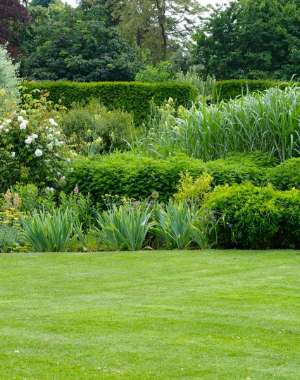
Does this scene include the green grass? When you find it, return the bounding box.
[0,250,299,380]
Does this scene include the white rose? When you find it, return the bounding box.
[25,136,33,145]
[20,120,28,130]
[11,152,16,158]
[49,118,58,127]
[34,149,43,157]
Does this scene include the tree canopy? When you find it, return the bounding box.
[193,0,300,80]
[20,1,142,81]
[112,0,204,62]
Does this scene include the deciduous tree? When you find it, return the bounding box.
[193,0,300,80]
[20,1,142,81]
[112,0,204,62]
[0,0,30,57]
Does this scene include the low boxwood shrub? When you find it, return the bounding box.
[268,158,300,190]
[22,81,197,124]
[206,158,266,187]
[216,152,278,168]
[202,183,300,249]
[204,152,274,187]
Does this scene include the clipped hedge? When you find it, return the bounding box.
[202,183,300,249]
[21,80,298,118]
[66,153,269,204]
[215,79,293,101]
[67,154,207,204]
[22,81,197,124]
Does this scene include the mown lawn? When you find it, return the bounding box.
[0,250,299,380]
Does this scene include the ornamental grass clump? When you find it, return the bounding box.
[96,202,153,251]
[143,87,300,162]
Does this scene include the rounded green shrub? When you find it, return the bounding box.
[268,158,300,190]
[202,183,300,249]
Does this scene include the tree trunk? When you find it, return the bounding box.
[154,0,167,60]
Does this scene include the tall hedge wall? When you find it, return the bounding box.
[215,79,293,101]
[22,81,198,124]
[22,79,297,121]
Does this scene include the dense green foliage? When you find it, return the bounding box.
[203,183,300,249]
[20,2,141,82]
[193,0,300,80]
[4,0,300,253]
[66,151,300,215]
[135,61,175,82]
[22,80,197,123]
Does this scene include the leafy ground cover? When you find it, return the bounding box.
[0,250,299,379]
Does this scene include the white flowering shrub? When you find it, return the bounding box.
[0,46,19,115]
[0,111,67,192]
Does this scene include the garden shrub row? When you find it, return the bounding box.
[67,153,300,205]
[67,154,207,204]
[22,81,198,124]
[215,79,293,101]
[66,153,278,204]
[203,183,300,249]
